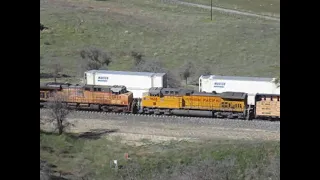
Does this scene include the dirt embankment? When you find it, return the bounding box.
[41,116,280,145]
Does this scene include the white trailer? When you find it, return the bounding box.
[84,70,167,99]
[199,75,280,106]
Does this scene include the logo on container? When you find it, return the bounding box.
[214,82,225,88]
[97,76,109,82]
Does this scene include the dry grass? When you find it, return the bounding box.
[40,128,280,179]
[40,0,280,81]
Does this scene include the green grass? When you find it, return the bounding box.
[40,0,279,82]
[180,0,280,17]
[40,131,280,179]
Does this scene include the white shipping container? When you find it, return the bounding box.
[84,70,167,97]
[153,74,167,87]
[126,88,150,99]
[199,75,280,105]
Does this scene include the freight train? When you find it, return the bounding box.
[40,82,280,120]
[82,70,280,105]
[199,75,280,106]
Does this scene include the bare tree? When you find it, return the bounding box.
[46,93,71,135]
[80,47,112,74]
[274,76,280,87]
[201,66,211,76]
[49,63,63,83]
[131,51,144,66]
[131,54,180,88]
[190,65,212,85]
[178,61,194,87]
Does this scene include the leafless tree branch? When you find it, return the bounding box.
[49,63,63,83]
[46,93,71,135]
[178,61,195,87]
[79,46,112,75]
[131,53,180,87]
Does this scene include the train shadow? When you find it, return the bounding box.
[75,128,119,140]
[50,175,69,180]
[40,128,119,140]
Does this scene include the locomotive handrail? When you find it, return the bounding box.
[40,86,61,90]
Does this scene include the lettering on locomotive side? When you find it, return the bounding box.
[203,98,220,103]
[184,97,201,101]
[149,97,158,101]
[104,96,122,100]
[113,96,121,100]
[185,97,220,103]
[97,95,121,100]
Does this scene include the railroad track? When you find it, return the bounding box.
[40,107,280,124]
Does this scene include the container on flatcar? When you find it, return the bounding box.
[199,75,280,106]
[254,93,280,119]
[84,70,167,99]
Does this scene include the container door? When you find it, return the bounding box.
[85,72,95,85]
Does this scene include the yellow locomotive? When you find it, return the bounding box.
[139,87,251,119]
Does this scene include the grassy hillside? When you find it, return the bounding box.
[181,0,280,17]
[40,131,280,180]
[40,0,280,82]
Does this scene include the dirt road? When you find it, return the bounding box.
[169,0,280,22]
[41,116,280,145]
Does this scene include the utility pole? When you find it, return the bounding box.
[211,0,213,20]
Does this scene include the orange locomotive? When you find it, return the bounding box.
[40,82,135,113]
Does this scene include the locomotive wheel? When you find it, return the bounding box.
[101,106,109,112]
